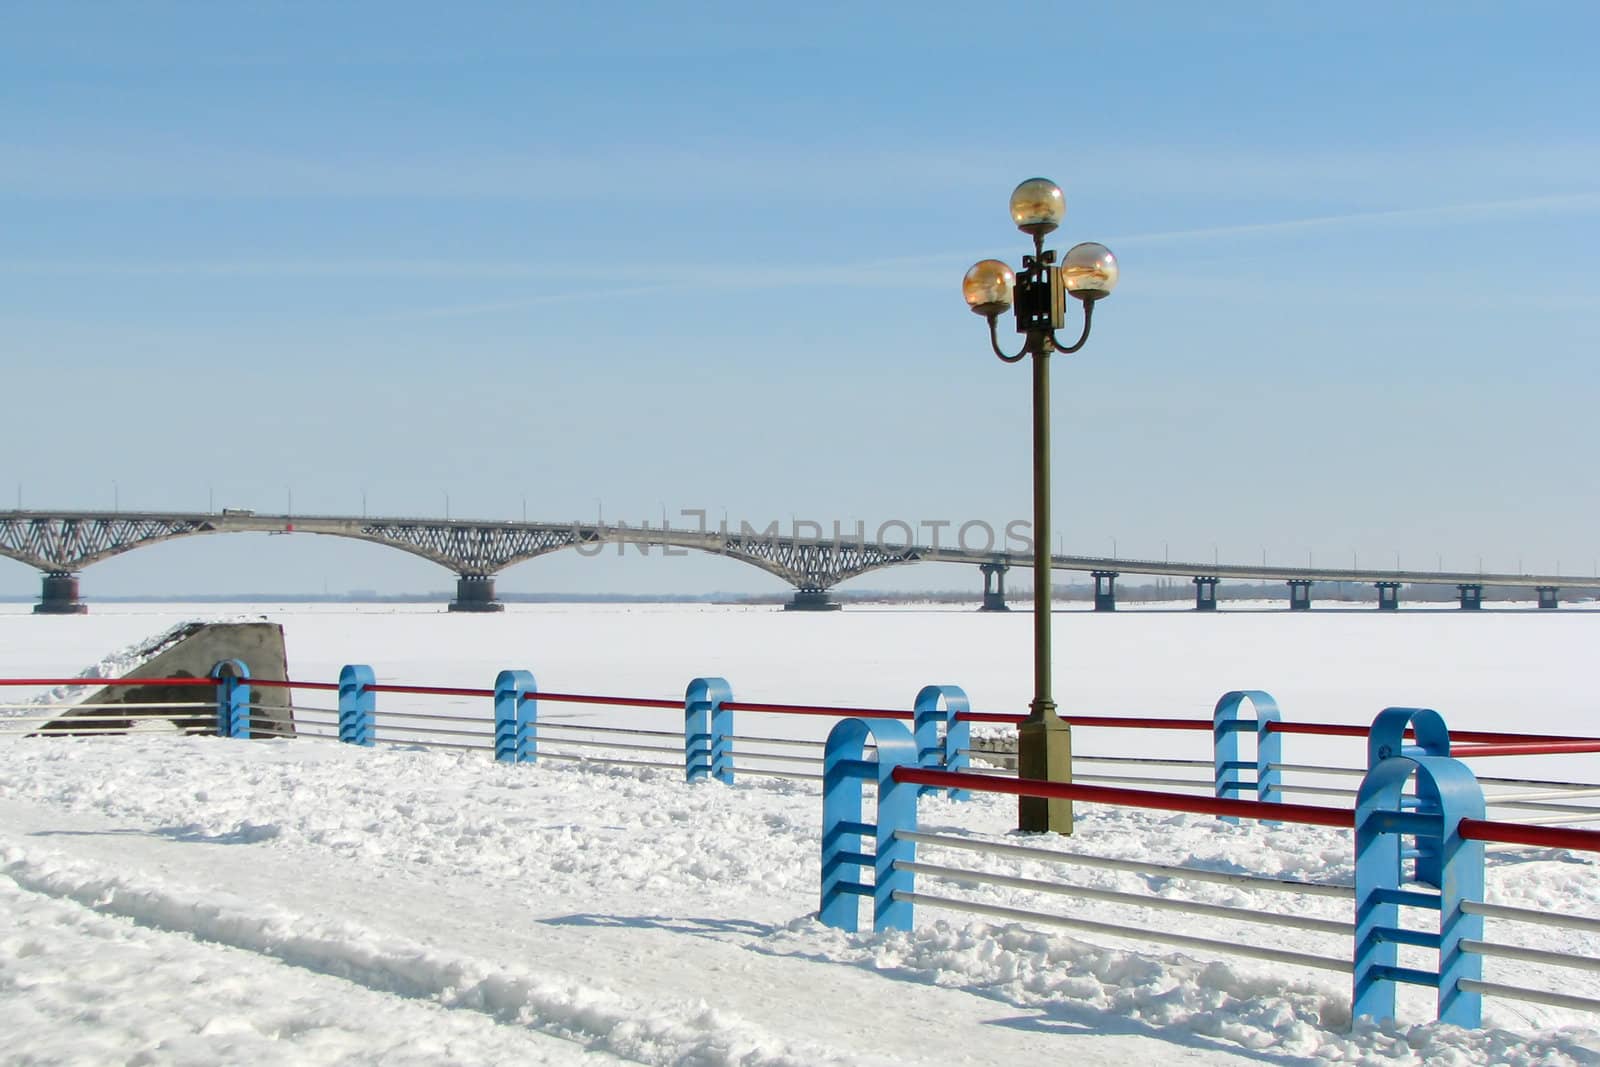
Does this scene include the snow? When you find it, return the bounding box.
[3,601,1600,1065]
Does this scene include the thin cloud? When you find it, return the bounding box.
[1106,192,1600,246]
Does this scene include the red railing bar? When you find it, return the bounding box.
[1460,819,1600,852]
[1451,730,1592,745]
[1267,722,1595,745]
[1454,741,1600,758]
[954,712,1214,730]
[528,692,681,710]
[0,677,219,687]
[364,683,495,698]
[892,767,1355,828]
[722,700,912,721]
[1067,716,1213,731]
[895,770,1600,853]
[1267,722,1366,738]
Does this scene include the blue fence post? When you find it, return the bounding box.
[1368,706,1451,765]
[494,669,537,764]
[1213,690,1282,820]
[820,717,920,933]
[685,677,733,784]
[1353,747,1485,1029]
[1368,707,1450,887]
[209,659,251,739]
[913,684,970,800]
[338,664,375,747]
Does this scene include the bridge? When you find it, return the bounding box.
[0,509,1592,614]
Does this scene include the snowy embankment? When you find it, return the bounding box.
[4,602,1600,1065]
[4,735,1600,1066]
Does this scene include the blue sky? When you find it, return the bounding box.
[3,3,1598,597]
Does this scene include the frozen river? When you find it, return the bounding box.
[4,598,1596,775]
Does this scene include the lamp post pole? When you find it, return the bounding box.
[963,178,1119,834]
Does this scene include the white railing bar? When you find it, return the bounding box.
[956,757,1600,806]
[291,714,339,725]
[296,729,341,741]
[729,750,822,767]
[1074,773,1215,790]
[373,709,491,726]
[726,734,827,749]
[538,737,681,757]
[1491,811,1600,827]
[1462,938,1600,973]
[1482,787,1600,803]
[1477,773,1600,790]
[248,703,340,716]
[1459,978,1600,1013]
[738,767,824,783]
[895,860,1352,935]
[249,725,299,739]
[1278,784,1359,798]
[892,891,1352,973]
[0,712,213,724]
[0,701,217,711]
[961,750,1213,771]
[1462,899,1600,934]
[1280,784,1600,816]
[10,715,214,727]
[1480,799,1600,815]
[537,722,683,740]
[1269,763,1366,778]
[371,723,492,740]
[1077,754,1214,769]
[18,726,212,736]
[896,831,1356,898]
[534,752,682,772]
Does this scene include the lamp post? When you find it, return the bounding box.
[963,177,1118,834]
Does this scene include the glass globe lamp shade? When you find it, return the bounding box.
[1061,242,1119,300]
[1009,178,1065,236]
[962,259,1015,316]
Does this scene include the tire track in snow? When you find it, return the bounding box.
[0,844,863,1067]
[0,872,609,1065]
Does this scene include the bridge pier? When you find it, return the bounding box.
[1537,586,1559,610]
[34,571,87,614]
[785,588,841,611]
[1376,581,1401,611]
[448,574,504,613]
[1457,583,1483,610]
[1193,575,1218,611]
[1091,571,1118,612]
[1288,579,1313,611]
[979,563,1010,612]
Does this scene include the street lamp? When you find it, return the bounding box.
[963,177,1118,834]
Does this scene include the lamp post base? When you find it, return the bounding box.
[1017,706,1073,834]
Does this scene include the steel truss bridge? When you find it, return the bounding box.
[0,509,1591,614]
